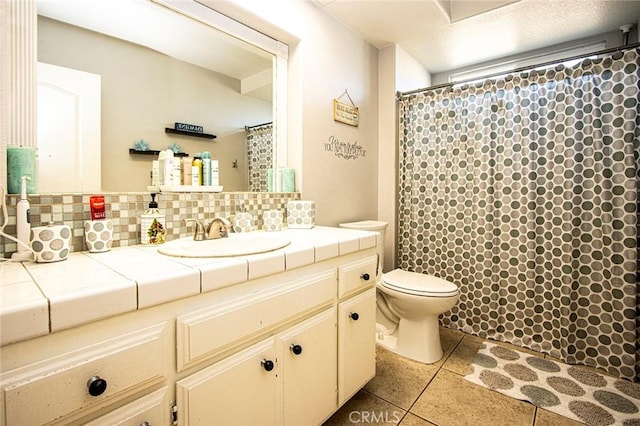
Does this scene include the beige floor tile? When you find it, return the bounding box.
[364,347,439,409]
[534,408,583,426]
[324,390,406,426]
[398,413,437,426]
[433,326,465,366]
[442,333,484,375]
[410,368,536,426]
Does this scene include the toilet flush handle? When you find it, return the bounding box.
[360,273,370,281]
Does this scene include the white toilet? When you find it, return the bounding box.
[339,220,459,364]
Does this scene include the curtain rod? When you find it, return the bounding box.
[397,42,640,99]
[245,121,273,130]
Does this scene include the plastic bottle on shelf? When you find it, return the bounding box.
[202,151,211,186]
[191,153,202,186]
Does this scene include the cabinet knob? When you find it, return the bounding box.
[261,359,275,371]
[87,375,108,396]
[140,422,151,426]
[360,273,370,281]
[349,312,360,321]
[290,344,303,355]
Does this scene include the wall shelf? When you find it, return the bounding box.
[165,128,216,139]
[129,149,190,157]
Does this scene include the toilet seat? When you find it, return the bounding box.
[381,269,458,297]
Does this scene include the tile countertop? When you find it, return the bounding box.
[0,226,377,347]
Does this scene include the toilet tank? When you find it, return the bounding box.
[339,220,388,277]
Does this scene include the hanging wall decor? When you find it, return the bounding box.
[333,89,359,126]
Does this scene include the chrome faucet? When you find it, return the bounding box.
[184,217,230,240]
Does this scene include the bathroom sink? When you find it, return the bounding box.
[158,232,290,258]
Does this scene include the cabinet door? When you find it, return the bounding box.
[279,309,337,425]
[337,288,376,405]
[176,337,279,426]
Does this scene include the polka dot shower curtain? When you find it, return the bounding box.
[397,48,640,380]
[246,123,273,192]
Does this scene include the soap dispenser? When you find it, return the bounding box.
[140,193,166,245]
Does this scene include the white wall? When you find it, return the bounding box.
[214,0,379,226]
[378,44,431,272]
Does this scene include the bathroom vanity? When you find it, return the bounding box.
[0,227,378,425]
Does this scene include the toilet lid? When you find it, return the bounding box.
[382,269,458,297]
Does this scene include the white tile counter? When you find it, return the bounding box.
[0,227,377,346]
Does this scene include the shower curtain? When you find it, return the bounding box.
[397,48,640,380]
[246,123,273,192]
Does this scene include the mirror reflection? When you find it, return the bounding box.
[36,0,275,193]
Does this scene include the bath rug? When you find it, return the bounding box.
[464,342,640,426]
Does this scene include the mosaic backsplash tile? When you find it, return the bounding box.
[1,192,300,258]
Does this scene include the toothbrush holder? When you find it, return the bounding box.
[84,219,113,253]
[263,210,283,231]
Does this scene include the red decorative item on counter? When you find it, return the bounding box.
[90,195,106,220]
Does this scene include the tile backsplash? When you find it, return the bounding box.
[1,191,300,258]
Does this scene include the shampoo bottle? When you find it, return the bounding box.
[191,154,202,186]
[140,193,166,245]
[202,151,211,186]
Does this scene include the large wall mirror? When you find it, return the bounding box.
[36,0,287,193]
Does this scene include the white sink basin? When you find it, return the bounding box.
[158,232,291,258]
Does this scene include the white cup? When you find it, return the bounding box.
[85,219,113,253]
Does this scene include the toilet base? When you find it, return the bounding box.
[375,316,444,364]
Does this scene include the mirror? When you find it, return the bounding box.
[36,0,286,193]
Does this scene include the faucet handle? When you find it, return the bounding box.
[184,218,206,241]
[207,217,231,239]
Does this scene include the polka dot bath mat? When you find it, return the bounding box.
[464,342,640,425]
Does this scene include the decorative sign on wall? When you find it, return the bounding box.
[174,122,203,133]
[333,89,359,127]
[324,135,367,160]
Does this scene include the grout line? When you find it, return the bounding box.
[401,332,467,423]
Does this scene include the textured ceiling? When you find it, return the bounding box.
[314,0,640,74]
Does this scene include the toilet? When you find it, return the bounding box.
[339,220,459,364]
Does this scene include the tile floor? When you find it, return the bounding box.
[324,327,587,426]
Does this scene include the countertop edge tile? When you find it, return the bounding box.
[284,245,315,270]
[137,270,201,310]
[315,241,340,262]
[0,298,50,346]
[200,258,248,293]
[247,251,286,281]
[48,281,137,332]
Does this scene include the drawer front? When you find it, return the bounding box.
[2,323,168,426]
[338,255,377,298]
[83,387,171,426]
[177,268,337,371]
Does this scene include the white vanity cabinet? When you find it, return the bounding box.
[176,309,337,426]
[174,255,377,426]
[0,230,379,426]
